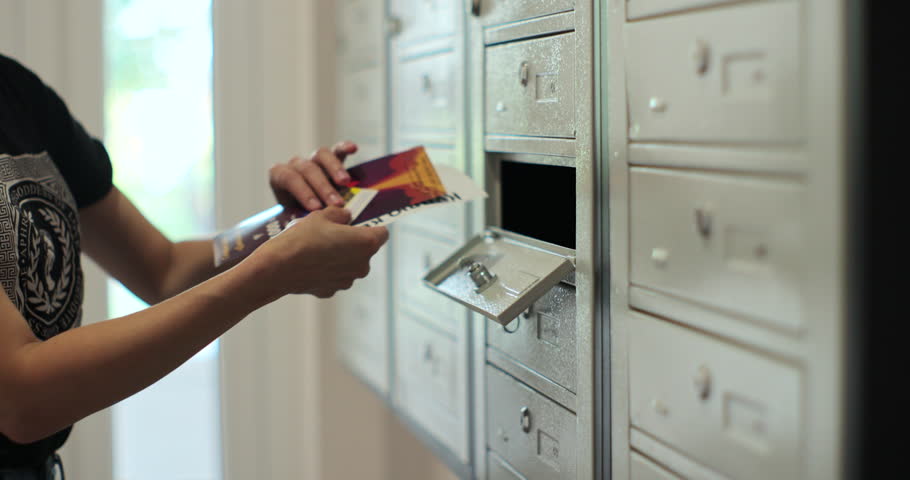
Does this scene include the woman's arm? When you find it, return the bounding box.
[0,206,388,443]
[0,255,268,443]
[79,186,223,304]
[81,141,359,304]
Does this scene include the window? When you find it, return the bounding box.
[104,1,220,479]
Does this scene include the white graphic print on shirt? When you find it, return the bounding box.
[0,152,83,340]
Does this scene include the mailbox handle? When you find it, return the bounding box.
[520,406,532,433]
[471,0,482,16]
[695,207,713,238]
[694,365,712,400]
[692,38,710,75]
[519,61,530,87]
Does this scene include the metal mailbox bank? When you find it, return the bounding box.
[333,0,860,479]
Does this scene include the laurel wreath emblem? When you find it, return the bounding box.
[22,207,73,314]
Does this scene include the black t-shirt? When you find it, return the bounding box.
[0,54,113,467]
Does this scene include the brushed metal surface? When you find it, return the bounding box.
[488,450,527,480]
[395,49,458,136]
[424,229,575,326]
[389,0,457,45]
[486,365,577,479]
[630,313,802,480]
[486,32,576,138]
[630,429,726,480]
[629,167,805,334]
[487,282,578,392]
[335,248,391,393]
[485,135,576,158]
[486,346,576,413]
[484,10,575,46]
[338,66,384,145]
[337,0,383,72]
[625,1,802,143]
[395,312,470,463]
[629,451,683,480]
[475,0,574,27]
[628,143,807,175]
[394,227,466,336]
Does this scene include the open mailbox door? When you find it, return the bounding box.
[423,228,575,326]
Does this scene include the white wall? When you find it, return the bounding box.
[213,0,323,478]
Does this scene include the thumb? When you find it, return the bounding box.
[316,206,353,225]
[363,226,389,248]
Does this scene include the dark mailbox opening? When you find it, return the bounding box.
[500,160,576,250]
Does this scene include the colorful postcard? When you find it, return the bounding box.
[212,146,486,268]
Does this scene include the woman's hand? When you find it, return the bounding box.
[269,141,358,211]
[246,206,389,299]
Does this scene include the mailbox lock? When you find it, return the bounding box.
[471,0,482,16]
[520,406,532,433]
[519,61,530,87]
[468,262,497,293]
[694,365,712,400]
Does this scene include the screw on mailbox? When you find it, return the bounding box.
[649,97,668,113]
[651,248,669,268]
